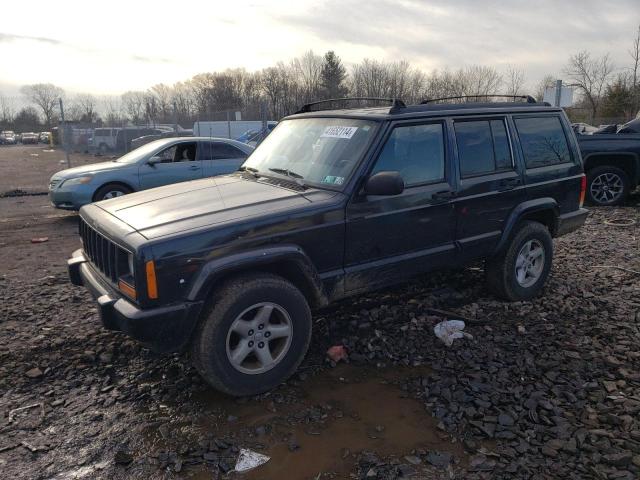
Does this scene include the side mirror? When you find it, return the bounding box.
[147,156,162,166]
[364,171,405,196]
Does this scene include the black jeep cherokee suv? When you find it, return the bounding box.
[68,97,588,396]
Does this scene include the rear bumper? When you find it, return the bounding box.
[557,208,589,236]
[68,249,203,353]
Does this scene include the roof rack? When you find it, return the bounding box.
[420,95,538,105]
[295,97,406,114]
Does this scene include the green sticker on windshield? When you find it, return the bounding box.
[322,175,344,185]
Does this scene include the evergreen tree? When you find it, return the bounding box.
[320,51,348,99]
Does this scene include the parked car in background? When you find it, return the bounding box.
[0,131,16,145]
[572,123,598,135]
[49,137,253,210]
[21,132,39,144]
[576,117,640,205]
[67,96,588,396]
[39,132,51,144]
[236,123,276,147]
[130,129,194,150]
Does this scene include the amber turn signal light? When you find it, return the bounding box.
[118,279,137,300]
[146,260,158,299]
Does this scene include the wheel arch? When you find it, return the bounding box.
[92,180,135,202]
[186,245,329,310]
[583,152,639,187]
[494,198,559,254]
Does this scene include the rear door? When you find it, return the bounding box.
[513,114,583,214]
[452,116,526,261]
[200,141,248,177]
[138,141,202,189]
[344,120,457,292]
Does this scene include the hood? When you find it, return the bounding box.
[95,175,331,239]
[52,161,124,179]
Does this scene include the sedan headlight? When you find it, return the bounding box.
[61,175,94,187]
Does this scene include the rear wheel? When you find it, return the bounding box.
[485,221,553,301]
[191,273,312,396]
[586,166,629,206]
[93,183,132,201]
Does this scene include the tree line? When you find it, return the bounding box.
[1,25,638,133]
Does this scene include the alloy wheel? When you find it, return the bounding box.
[515,239,545,288]
[590,172,624,204]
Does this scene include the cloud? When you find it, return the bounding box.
[0,32,62,45]
[0,31,174,65]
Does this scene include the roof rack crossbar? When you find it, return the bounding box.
[420,95,537,105]
[296,97,406,114]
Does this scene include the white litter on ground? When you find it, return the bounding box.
[234,448,270,473]
[433,320,473,347]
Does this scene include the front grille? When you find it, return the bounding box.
[79,217,129,283]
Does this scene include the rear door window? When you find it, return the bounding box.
[201,142,248,160]
[454,119,512,178]
[514,116,572,168]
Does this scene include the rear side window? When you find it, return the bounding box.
[201,142,247,160]
[94,129,110,136]
[455,119,512,178]
[514,116,571,168]
[372,123,445,186]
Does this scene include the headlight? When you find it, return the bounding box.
[127,253,135,276]
[61,175,94,187]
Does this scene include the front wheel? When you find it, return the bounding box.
[191,273,312,396]
[485,221,553,301]
[586,166,630,206]
[93,183,132,201]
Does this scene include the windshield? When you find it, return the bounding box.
[242,118,378,188]
[114,140,169,163]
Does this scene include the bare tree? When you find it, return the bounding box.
[101,96,125,126]
[629,24,640,115]
[462,65,503,97]
[292,50,323,103]
[564,51,615,122]
[121,91,147,124]
[534,75,556,102]
[504,65,526,97]
[20,83,64,127]
[0,94,16,124]
[75,93,98,123]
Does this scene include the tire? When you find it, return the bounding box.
[191,273,312,396]
[485,221,553,301]
[93,183,132,201]
[586,165,630,206]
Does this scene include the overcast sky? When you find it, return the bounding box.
[0,0,638,96]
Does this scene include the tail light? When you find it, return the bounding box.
[579,174,586,208]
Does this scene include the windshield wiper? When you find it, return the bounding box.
[268,167,305,180]
[239,166,260,177]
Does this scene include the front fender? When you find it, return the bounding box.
[493,198,559,254]
[185,245,328,306]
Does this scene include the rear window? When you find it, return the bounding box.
[514,116,572,168]
[455,119,512,177]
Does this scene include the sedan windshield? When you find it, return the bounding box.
[242,118,378,188]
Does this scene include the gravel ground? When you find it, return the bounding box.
[1,145,640,479]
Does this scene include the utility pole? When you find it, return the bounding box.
[554,79,563,107]
[59,98,71,168]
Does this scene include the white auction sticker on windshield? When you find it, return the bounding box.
[321,126,358,139]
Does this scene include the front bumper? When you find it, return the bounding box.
[68,249,203,353]
[557,208,589,236]
[49,185,93,210]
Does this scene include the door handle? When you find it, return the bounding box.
[188,165,200,171]
[498,178,520,191]
[432,190,456,203]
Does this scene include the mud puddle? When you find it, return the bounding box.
[170,364,467,479]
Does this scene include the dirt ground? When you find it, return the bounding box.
[1,145,640,480]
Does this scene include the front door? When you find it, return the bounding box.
[138,141,202,190]
[345,121,457,293]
